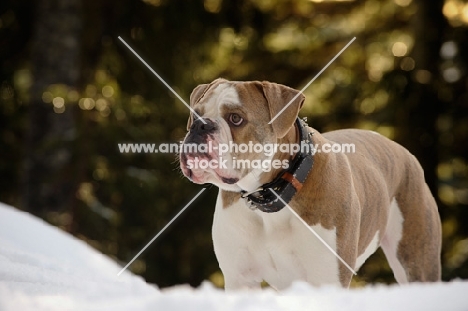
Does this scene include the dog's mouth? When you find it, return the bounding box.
[180,152,208,184]
[180,149,239,185]
[220,177,239,184]
[180,121,241,187]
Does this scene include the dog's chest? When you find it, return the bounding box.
[212,192,341,289]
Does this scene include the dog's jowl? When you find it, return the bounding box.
[179,78,442,290]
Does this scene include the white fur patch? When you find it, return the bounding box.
[212,191,341,290]
[380,197,408,284]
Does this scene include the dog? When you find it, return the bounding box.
[179,78,442,290]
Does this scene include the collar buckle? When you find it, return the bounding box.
[241,187,263,198]
[239,117,315,213]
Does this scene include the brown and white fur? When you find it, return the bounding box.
[179,78,442,290]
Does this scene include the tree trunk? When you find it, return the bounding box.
[22,0,82,221]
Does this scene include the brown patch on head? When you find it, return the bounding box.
[231,81,272,142]
[233,81,305,139]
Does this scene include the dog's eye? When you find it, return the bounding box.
[229,113,243,126]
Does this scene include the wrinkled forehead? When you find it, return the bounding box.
[195,82,241,118]
[195,81,268,117]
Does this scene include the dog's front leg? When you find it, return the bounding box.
[213,233,262,290]
[212,192,264,291]
[219,248,263,291]
[224,279,260,291]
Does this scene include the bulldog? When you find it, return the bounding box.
[179,78,442,290]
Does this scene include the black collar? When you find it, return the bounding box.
[240,118,314,213]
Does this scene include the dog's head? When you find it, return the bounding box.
[179,78,304,191]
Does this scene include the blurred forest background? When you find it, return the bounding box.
[1,0,467,288]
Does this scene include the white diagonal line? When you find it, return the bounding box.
[269,189,357,275]
[268,37,356,125]
[117,36,206,124]
[117,188,206,276]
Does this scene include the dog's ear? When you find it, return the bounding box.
[262,82,305,138]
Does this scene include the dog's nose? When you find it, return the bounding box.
[190,119,216,134]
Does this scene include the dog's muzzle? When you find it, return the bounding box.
[185,119,217,144]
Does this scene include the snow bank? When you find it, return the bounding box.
[0,202,467,311]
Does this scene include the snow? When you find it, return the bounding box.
[0,202,467,311]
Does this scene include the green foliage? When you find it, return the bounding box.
[1,0,467,287]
